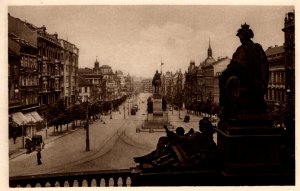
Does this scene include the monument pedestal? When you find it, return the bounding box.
[216,115,283,176]
[141,93,173,132]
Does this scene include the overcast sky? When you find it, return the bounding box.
[8,5,293,78]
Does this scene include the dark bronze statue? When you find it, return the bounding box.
[147,97,153,113]
[162,96,167,111]
[219,23,269,120]
[133,118,217,169]
[152,70,162,94]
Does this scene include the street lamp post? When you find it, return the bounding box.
[172,96,174,115]
[22,122,25,149]
[110,103,113,119]
[124,104,126,119]
[178,93,182,119]
[45,116,48,139]
[128,99,130,115]
[85,98,90,152]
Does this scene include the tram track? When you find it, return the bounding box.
[48,120,130,173]
[49,118,152,173]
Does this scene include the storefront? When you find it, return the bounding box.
[10,111,43,147]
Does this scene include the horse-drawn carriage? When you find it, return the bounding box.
[184,115,190,123]
[25,135,43,153]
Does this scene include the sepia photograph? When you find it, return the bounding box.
[1,0,297,189]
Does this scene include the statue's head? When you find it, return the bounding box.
[176,127,185,136]
[199,117,214,135]
[236,23,254,43]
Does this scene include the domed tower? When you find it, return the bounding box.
[202,39,216,67]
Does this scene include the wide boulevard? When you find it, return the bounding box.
[9,93,206,177]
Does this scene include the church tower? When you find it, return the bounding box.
[94,57,99,70]
[208,38,212,58]
[93,57,100,74]
[201,39,216,67]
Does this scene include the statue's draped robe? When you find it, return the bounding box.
[219,40,269,118]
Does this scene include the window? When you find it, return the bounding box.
[271,72,274,84]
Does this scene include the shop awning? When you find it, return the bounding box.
[11,112,28,125]
[31,111,43,122]
[24,112,37,123]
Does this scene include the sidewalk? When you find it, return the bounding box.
[9,122,84,160]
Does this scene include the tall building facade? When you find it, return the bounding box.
[8,14,79,138]
[78,67,105,102]
[8,14,39,115]
[161,71,173,102]
[142,79,153,93]
[59,39,79,107]
[265,45,286,104]
[184,61,204,106]
[282,11,295,116]
[183,41,230,109]
[200,40,216,102]
[25,24,65,111]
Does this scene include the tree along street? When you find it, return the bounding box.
[9,93,208,177]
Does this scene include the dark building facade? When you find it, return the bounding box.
[282,11,295,116]
[78,67,105,102]
[184,61,204,107]
[8,14,79,139]
[265,45,286,105]
[59,39,79,107]
[142,79,153,93]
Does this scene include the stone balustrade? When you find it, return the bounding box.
[10,169,133,187]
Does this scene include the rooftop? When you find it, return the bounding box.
[265,45,284,56]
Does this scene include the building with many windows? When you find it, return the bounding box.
[25,24,65,111]
[265,45,286,105]
[282,11,295,116]
[8,13,79,139]
[161,71,173,101]
[59,39,79,107]
[8,14,42,139]
[183,41,230,111]
[78,67,105,102]
[142,79,153,93]
[78,75,94,102]
[184,61,204,106]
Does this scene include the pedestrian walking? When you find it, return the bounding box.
[36,146,42,165]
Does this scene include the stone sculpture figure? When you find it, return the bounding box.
[162,96,167,111]
[147,97,153,113]
[152,70,162,94]
[219,23,269,120]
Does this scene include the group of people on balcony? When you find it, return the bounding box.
[133,117,217,170]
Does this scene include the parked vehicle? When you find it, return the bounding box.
[133,104,138,112]
[184,115,190,123]
[131,108,136,115]
[25,135,43,153]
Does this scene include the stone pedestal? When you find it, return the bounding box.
[141,93,173,131]
[216,115,283,176]
[153,99,163,113]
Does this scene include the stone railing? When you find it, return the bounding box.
[9,167,294,187]
[10,169,133,187]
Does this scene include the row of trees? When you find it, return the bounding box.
[45,95,128,132]
[185,100,220,116]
